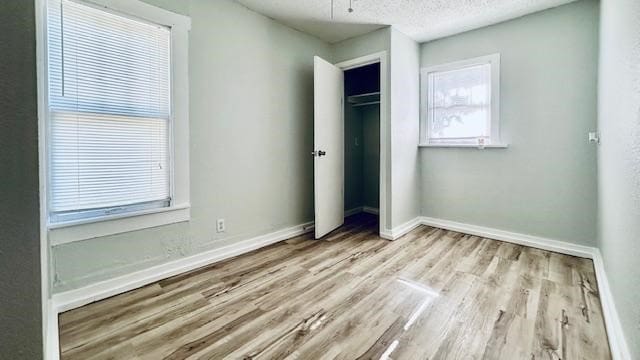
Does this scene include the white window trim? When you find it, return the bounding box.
[418,143,508,149]
[419,53,507,149]
[38,0,191,245]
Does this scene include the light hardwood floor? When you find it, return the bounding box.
[58,213,611,359]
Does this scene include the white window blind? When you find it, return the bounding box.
[47,0,172,223]
[426,63,492,145]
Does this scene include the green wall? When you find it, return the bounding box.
[344,101,364,211]
[344,104,380,211]
[419,0,599,245]
[0,1,43,358]
[390,28,421,228]
[362,105,380,208]
[331,28,390,64]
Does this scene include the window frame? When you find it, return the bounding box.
[419,53,506,148]
[38,0,191,244]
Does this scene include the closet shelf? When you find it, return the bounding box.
[347,92,380,107]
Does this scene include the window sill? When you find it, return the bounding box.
[48,203,190,246]
[418,143,509,149]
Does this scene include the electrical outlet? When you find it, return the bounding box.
[216,219,225,233]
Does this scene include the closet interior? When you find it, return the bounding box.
[343,62,380,222]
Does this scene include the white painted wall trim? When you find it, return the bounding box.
[46,300,60,360]
[35,0,52,357]
[420,216,594,258]
[591,249,633,360]
[379,216,422,240]
[382,215,597,255]
[49,204,191,245]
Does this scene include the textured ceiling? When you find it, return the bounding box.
[234,0,579,43]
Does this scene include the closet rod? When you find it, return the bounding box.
[352,101,380,107]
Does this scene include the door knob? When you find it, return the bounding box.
[311,150,327,157]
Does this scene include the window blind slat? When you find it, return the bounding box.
[48,0,170,117]
[47,0,171,220]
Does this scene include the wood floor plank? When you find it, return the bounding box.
[62,295,209,359]
[242,277,384,359]
[481,272,543,359]
[58,284,163,328]
[132,301,261,359]
[60,291,207,352]
[58,214,612,360]
[388,271,479,359]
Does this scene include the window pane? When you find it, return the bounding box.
[428,63,491,142]
[50,111,169,212]
[47,0,171,222]
[48,0,171,118]
[430,108,489,139]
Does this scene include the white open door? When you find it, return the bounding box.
[314,56,344,239]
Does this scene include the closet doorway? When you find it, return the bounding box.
[344,63,380,222]
[313,52,388,239]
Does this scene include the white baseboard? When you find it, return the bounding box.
[386,215,596,258]
[380,216,422,240]
[46,300,60,360]
[52,221,314,314]
[592,249,632,360]
[420,216,594,258]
